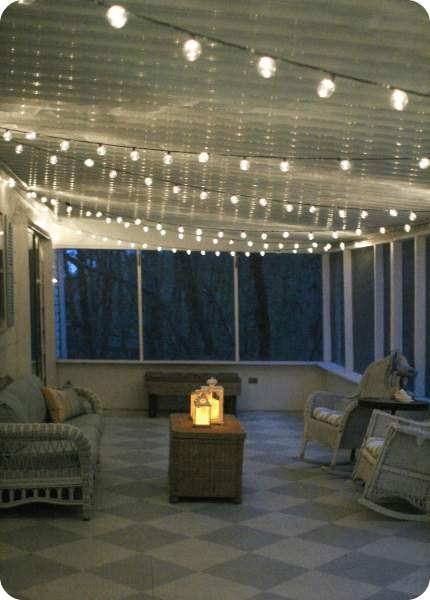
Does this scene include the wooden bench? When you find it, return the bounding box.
[144,372,242,418]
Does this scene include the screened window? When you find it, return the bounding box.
[352,246,374,374]
[330,252,345,366]
[141,251,235,360]
[238,253,322,361]
[55,249,139,359]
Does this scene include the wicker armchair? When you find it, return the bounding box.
[0,386,103,520]
[294,352,415,471]
[352,410,430,520]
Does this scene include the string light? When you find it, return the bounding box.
[163,152,173,165]
[389,209,398,216]
[3,130,12,141]
[130,148,140,161]
[340,159,352,171]
[309,205,316,213]
[15,144,23,154]
[361,209,368,219]
[317,78,336,98]
[230,195,239,204]
[84,158,94,167]
[409,211,417,221]
[144,177,152,186]
[339,209,346,218]
[419,158,430,169]
[97,144,107,156]
[60,140,70,151]
[257,56,276,78]
[200,189,208,200]
[285,203,293,212]
[390,89,408,111]
[49,155,58,165]
[259,198,267,206]
[280,159,290,172]
[404,224,411,232]
[172,185,180,194]
[106,5,128,29]
[240,157,250,171]
[198,151,209,163]
[25,131,36,140]
[183,39,202,62]
[109,169,117,178]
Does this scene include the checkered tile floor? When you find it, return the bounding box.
[1,411,429,600]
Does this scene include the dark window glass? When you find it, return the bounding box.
[238,253,322,361]
[402,239,415,374]
[383,243,391,356]
[141,251,235,360]
[330,252,345,366]
[352,246,374,374]
[426,237,430,398]
[55,249,139,359]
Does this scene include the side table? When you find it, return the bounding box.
[168,413,246,503]
[358,397,429,415]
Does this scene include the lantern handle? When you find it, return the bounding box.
[207,377,218,386]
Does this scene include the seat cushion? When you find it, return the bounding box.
[312,407,343,426]
[0,388,28,424]
[364,436,384,459]
[66,413,104,468]
[43,388,87,423]
[7,374,47,423]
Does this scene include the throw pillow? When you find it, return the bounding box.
[61,380,92,413]
[43,388,87,423]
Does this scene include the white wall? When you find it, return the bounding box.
[56,360,361,412]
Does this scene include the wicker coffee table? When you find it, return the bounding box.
[168,413,246,503]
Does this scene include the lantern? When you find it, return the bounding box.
[201,377,224,425]
[193,393,211,427]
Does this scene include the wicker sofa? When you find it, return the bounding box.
[0,374,103,520]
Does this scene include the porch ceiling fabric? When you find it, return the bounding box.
[0,0,429,253]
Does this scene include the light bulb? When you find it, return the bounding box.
[259,198,267,206]
[178,226,184,233]
[390,89,408,111]
[361,209,368,219]
[97,144,107,156]
[198,151,209,163]
[260,251,265,256]
[248,241,253,247]
[339,209,347,218]
[25,131,36,140]
[257,56,276,78]
[317,78,336,98]
[124,222,130,228]
[96,212,102,218]
[84,158,94,167]
[86,211,92,217]
[15,144,23,154]
[156,223,162,230]
[196,228,202,235]
[340,242,345,250]
[245,252,250,257]
[106,217,111,223]
[278,243,284,249]
[332,231,339,239]
[261,232,267,240]
[60,140,69,151]
[285,203,293,212]
[135,218,141,225]
[216,251,220,256]
[163,152,173,165]
[389,209,398,217]
[379,227,386,234]
[172,248,177,253]
[240,231,247,238]
[218,231,224,238]
[130,148,140,161]
[409,211,417,221]
[308,232,314,240]
[264,243,269,249]
[312,242,318,248]
[200,190,208,200]
[106,5,128,29]
[309,205,316,213]
[161,230,166,236]
[213,238,218,244]
[109,169,117,178]
[3,130,12,141]
[179,233,184,239]
[294,243,299,249]
[66,206,72,214]
[172,185,180,194]
[201,251,206,255]
[283,231,289,238]
[50,155,58,165]
[183,39,202,62]
[340,159,352,171]
[356,228,362,235]
[116,216,123,223]
[280,159,290,172]
[231,251,236,256]
[230,195,239,204]
[41,197,48,203]
[419,157,430,169]
[404,224,411,232]
[145,177,152,186]
[240,157,250,171]
[143,226,149,232]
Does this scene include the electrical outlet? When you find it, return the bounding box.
[248,377,258,384]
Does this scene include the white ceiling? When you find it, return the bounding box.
[0,0,429,253]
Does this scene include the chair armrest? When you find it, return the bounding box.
[74,387,103,414]
[0,421,91,456]
[304,390,345,420]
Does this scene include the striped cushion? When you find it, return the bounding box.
[365,436,384,459]
[43,388,86,423]
[312,407,343,426]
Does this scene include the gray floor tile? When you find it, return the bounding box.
[317,551,416,587]
[95,523,187,552]
[364,590,414,600]
[0,524,85,552]
[100,499,180,522]
[190,502,270,523]
[205,553,306,590]
[90,554,195,592]
[0,554,78,592]
[280,500,358,521]
[268,481,337,499]
[198,524,287,551]
[297,523,384,550]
